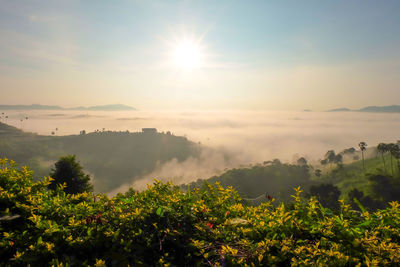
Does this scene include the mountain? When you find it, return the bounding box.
[71,104,136,111]
[0,104,63,110]
[0,104,136,111]
[326,105,400,113]
[326,108,351,112]
[358,105,400,113]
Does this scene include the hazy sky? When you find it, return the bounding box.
[1,1,399,110]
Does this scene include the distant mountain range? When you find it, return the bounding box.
[0,104,136,111]
[326,105,400,113]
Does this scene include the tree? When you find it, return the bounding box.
[392,147,400,175]
[358,142,367,170]
[48,155,93,194]
[272,159,281,165]
[341,147,356,155]
[334,154,343,165]
[347,188,384,211]
[377,143,388,173]
[368,174,400,203]
[388,143,399,176]
[326,150,336,166]
[296,157,308,166]
[309,183,341,211]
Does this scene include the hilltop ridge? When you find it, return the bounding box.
[326,105,400,113]
[0,104,136,111]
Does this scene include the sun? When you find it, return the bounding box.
[172,38,204,70]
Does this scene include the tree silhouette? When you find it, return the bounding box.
[341,147,356,155]
[296,157,308,166]
[392,147,400,175]
[377,143,388,173]
[347,188,384,211]
[321,151,342,168]
[334,154,343,165]
[48,155,93,194]
[388,143,399,176]
[309,183,341,210]
[358,142,367,170]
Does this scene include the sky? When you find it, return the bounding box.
[1,0,400,111]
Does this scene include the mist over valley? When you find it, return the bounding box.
[1,108,399,194]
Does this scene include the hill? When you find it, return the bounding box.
[186,146,398,205]
[187,162,312,203]
[0,104,136,111]
[318,153,398,197]
[326,105,400,113]
[358,105,400,113]
[0,122,200,192]
[0,122,29,137]
[0,104,63,110]
[70,104,136,111]
[326,107,351,112]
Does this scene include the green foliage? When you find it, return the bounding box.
[0,128,201,192]
[368,174,400,203]
[309,183,341,211]
[189,163,311,203]
[319,154,398,196]
[2,159,400,266]
[48,155,93,194]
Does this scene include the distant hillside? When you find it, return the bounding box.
[186,147,395,203]
[318,154,397,197]
[358,105,400,113]
[0,104,136,111]
[187,162,312,203]
[0,122,22,135]
[326,108,351,112]
[326,105,400,113]
[0,122,35,138]
[70,104,136,111]
[0,104,63,110]
[0,123,200,192]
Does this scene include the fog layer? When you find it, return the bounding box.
[3,109,400,193]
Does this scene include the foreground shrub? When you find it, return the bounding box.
[1,158,400,266]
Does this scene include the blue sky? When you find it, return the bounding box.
[1,0,399,110]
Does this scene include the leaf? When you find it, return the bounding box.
[358,220,371,228]
[354,198,367,214]
[156,207,164,217]
[37,236,42,245]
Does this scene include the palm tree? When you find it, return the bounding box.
[392,148,400,175]
[358,142,367,170]
[388,143,400,176]
[377,143,388,173]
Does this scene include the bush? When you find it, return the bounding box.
[1,158,400,266]
[48,155,93,194]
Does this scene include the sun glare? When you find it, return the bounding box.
[172,39,204,70]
